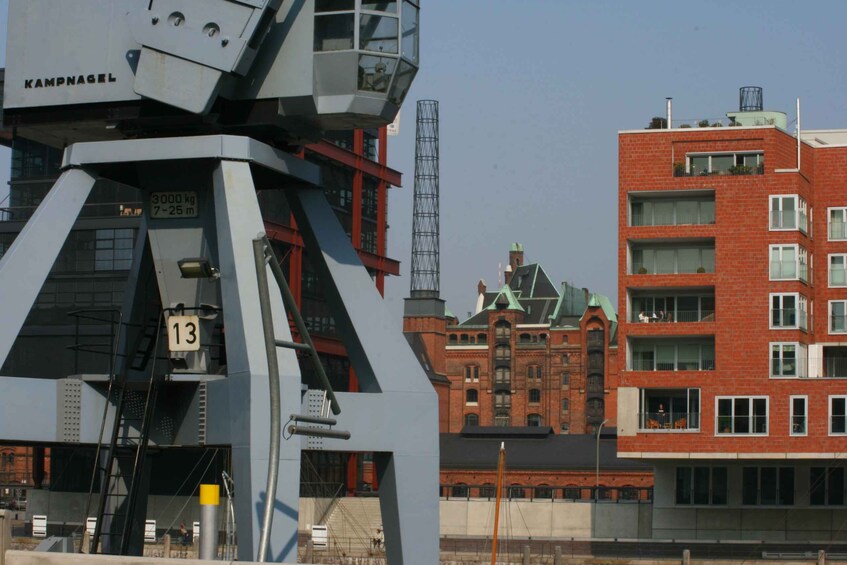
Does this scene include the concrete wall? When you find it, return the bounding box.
[1,511,12,565]
[439,499,651,539]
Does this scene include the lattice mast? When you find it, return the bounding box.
[410,100,440,298]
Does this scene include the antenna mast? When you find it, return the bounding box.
[410,100,440,298]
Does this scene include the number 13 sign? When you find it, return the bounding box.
[168,315,201,352]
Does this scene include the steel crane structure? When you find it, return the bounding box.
[0,1,436,563]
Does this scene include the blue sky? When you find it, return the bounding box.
[2,1,847,327]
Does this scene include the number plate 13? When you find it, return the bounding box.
[168,315,201,352]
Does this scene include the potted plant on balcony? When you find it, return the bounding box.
[637,267,648,274]
[729,164,752,175]
[673,162,686,177]
[696,266,706,273]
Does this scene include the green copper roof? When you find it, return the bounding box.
[510,242,524,252]
[583,293,617,324]
[444,306,456,319]
[484,284,525,312]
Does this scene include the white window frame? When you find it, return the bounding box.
[770,195,808,233]
[829,207,847,241]
[830,300,847,335]
[769,293,807,330]
[770,342,807,378]
[829,396,847,436]
[715,396,769,436]
[790,395,808,436]
[686,151,763,175]
[770,244,808,283]
[829,254,847,288]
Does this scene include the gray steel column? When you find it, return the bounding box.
[212,160,302,563]
[0,168,97,367]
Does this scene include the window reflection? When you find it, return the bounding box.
[358,55,396,93]
[360,15,399,53]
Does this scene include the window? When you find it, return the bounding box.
[716,397,768,434]
[790,396,807,436]
[686,151,763,176]
[448,335,457,345]
[508,485,526,499]
[770,244,808,282]
[831,301,847,334]
[631,243,715,275]
[534,485,553,499]
[450,484,469,498]
[563,485,581,500]
[810,467,845,505]
[495,321,511,340]
[528,389,541,403]
[527,365,542,380]
[770,195,808,233]
[314,3,355,52]
[494,391,511,409]
[562,354,569,365]
[830,396,847,435]
[631,293,715,324]
[479,484,496,498]
[494,345,511,361]
[675,467,728,505]
[561,373,570,387]
[465,389,478,405]
[771,343,806,378]
[630,340,715,371]
[830,208,847,241]
[464,365,479,381]
[527,413,542,427]
[770,293,807,330]
[494,367,510,385]
[742,467,794,505]
[494,412,510,427]
[464,413,479,427]
[630,195,715,227]
[562,398,570,412]
[560,422,570,434]
[830,254,847,287]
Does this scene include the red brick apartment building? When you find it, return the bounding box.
[617,96,847,540]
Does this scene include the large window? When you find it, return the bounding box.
[314,3,355,51]
[770,244,808,282]
[494,391,511,409]
[494,367,510,385]
[528,389,541,403]
[464,365,479,381]
[830,208,847,241]
[527,413,542,427]
[743,467,794,505]
[770,293,808,330]
[631,243,715,275]
[770,195,808,233]
[716,397,768,434]
[465,389,478,405]
[630,340,715,371]
[630,195,715,227]
[790,396,807,436]
[831,301,847,334]
[685,151,763,176]
[771,343,806,378]
[811,467,846,505]
[830,396,847,435]
[495,321,511,340]
[675,466,727,505]
[464,413,479,427]
[830,254,847,287]
[494,345,511,361]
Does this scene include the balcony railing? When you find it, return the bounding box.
[440,483,653,502]
[831,315,847,334]
[771,308,808,330]
[716,415,768,434]
[830,221,847,241]
[630,210,715,227]
[831,268,847,287]
[820,357,847,378]
[0,202,144,222]
[631,310,715,323]
[771,359,804,378]
[771,261,808,282]
[770,210,808,233]
[674,163,764,177]
[638,411,700,431]
[630,358,715,371]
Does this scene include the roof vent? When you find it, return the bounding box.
[739,86,763,112]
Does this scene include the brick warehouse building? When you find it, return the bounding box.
[617,92,847,540]
[405,245,654,498]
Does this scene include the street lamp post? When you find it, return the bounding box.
[595,419,610,500]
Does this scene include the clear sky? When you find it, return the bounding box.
[2,1,847,328]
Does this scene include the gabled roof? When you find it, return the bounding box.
[583,293,617,325]
[484,284,524,313]
[549,282,588,327]
[509,263,559,299]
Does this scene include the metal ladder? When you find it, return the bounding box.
[85,310,165,555]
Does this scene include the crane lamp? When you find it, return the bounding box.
[177,258,220,280]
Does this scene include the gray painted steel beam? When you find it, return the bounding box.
[0,169,97,368]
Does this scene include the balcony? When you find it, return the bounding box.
[674,163,764,177]
[630,242,715,276]
[629,195,715,227]
[630,339,715,372]
[637,388,700,432]
[676,152,764,177]
[639,410,700,431]
[820,347,847,378]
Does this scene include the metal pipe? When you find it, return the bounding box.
[289,414,338,426]
[252,238,281,563]
[262,235,340,415]
[286,425,351,440]
[274,340,311,351]
[796,97,801,170]
[199,484,220,560]
[666,97,672,129]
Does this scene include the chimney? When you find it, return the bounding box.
[504,264,514,285]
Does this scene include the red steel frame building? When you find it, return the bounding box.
[617,108,847,540]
